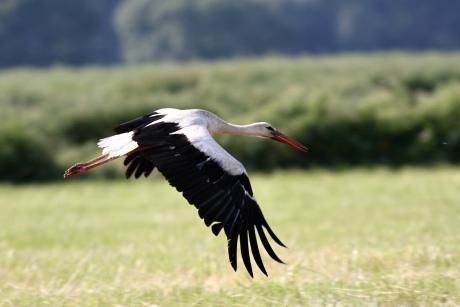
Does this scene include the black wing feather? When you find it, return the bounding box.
[239,221,253,277]
[248,224,267,276]
[114,112,165,134]
[117,118,285,277]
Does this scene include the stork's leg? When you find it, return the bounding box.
[64,154,117,178]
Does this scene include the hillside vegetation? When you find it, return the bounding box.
[1,53,460,182]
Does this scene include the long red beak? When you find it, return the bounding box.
[271,131,308,152]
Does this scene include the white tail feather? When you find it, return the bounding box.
[98,131,138,158]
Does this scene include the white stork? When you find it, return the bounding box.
[64,108,307,277]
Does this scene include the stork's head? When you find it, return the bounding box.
[256,122,308,152]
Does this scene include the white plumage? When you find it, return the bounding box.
[98,131,136,158]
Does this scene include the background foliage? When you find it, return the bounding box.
[1,0,460,67]
[0,0,120,66]
[1,53,460,182]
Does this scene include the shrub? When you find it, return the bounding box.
[2,53,460,182]
[0,125,60,182]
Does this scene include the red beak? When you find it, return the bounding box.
[271,131,308,152]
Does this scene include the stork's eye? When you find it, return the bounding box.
[266,126,275,132]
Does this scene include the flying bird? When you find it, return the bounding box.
[64,108,307,277]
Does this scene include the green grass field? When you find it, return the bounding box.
[1,167,459,306]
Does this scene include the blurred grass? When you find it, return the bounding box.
[1,167,459,305]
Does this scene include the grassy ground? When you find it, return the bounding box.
[1,167,459,306]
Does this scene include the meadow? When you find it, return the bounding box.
[1,52,460,305]
[1,167,459,306]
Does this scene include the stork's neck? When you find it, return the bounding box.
[196,109,268,137]
[209,117,263,137]
[224,122,264,136]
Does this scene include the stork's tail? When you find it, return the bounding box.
[64,132,137,178]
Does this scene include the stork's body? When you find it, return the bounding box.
[64,108,307,277]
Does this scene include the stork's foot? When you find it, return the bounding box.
[63,153,117,178]
[64,163,88,178]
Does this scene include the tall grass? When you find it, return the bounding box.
[1,167,459,305]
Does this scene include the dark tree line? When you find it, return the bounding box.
[0,0,120,66]
[1,0,460,67]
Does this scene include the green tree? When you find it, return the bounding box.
[115,0,294,62]
[335,0,460,50]
[0,0,120,67]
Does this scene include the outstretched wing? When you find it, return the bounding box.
[116,113,286,277]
